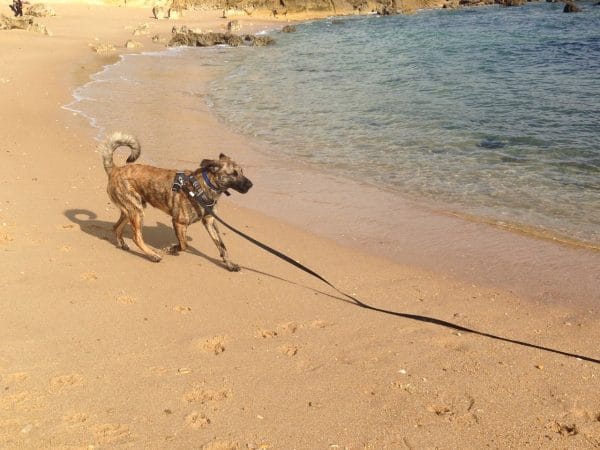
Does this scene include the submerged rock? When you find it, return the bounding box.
[563,1,581,11]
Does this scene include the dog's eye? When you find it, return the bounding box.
[232,170,238,177]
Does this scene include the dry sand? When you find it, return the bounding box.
[1,3,599,448]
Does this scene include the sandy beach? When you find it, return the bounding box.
[1,2,599,448]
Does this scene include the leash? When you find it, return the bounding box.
[176,173,600,365]
[213,212,600,365]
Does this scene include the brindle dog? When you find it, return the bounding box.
[99,132,252,271]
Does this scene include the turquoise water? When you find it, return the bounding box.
[208,3,600,245]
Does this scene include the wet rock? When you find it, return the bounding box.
[282,24,296,32]
[563,1,581,12]
[125,39,142,49]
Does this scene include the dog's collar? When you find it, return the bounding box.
[202,170,221,193]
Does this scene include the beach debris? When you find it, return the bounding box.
[282,24,296,32]
[152,5,167,19]
[90,43,116,54]
[563,1,581,12]
[125,39,142,49]
[25,3,55,17]
[227,19,241,32]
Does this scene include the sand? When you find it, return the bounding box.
[1,2,599,448]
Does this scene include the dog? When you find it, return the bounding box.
[99,132,252,271]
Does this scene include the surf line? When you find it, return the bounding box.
[201,201,599,365]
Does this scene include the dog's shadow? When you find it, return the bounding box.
[64,208,223,267]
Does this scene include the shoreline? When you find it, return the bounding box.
[68,27,600,312]
[1,2,599,447]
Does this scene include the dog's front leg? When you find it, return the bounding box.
[202,215,240,272]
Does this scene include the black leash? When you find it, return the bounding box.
[211,211,600,365]
[176,172,599,365]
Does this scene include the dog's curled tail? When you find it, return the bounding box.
[99,132,141,175]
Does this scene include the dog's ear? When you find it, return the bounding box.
[200,159,220,173]
[219,153,229,161]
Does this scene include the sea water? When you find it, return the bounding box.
[68,1,600,248]
[208,3,600,246]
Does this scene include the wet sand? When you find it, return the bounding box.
[1,2,599,448]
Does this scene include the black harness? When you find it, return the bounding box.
[172,171,228,215]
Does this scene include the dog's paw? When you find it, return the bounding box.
[167,244,181,255]
[149,254,162,263]
[118,242,130,251]
[226,262,241,272]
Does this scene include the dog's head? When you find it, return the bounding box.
[200,153,253,194]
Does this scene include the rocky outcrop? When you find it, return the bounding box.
[25,3,56,17]
[169,29,274,47]
[0,13,50,34]
[563,1,581,11]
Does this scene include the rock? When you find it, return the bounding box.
[90,42,116,54]
[0,13,33,30]
[563,1,581,11]
[282,24,296,32]
[0,13,49,34]
[500,0,525,6]
[222,7,246,18]
[168,8,181,20]
[169,30,274,48]
[25,3,56,17]
[244,34,275,46]
[125,39,142,49]
[151,34,167,43]
[376,4,397,14]
[152,6,166,19]
[227,20,241,32]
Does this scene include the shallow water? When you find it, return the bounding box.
[64,4,600,308]
[207,3,600,246]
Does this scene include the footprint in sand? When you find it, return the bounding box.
[278,344,299,357]
[62,413,89,427]
[201,441,242,450]
[256,321,300,339]
[1,372,30,385]
[182,384,230,405]
[199,336,226,355]
[50,374,84,392]
[81,272,98,282]
[115,294,136,304]
[310,320,334,329]
[0,232,13,244]
[185,411,211,429]
[94,423,134,445]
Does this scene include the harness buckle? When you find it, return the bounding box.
[172,172,185,192]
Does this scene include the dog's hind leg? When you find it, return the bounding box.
[202,216,240,272]
[113,210,130,251]
[129,211,162,262]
